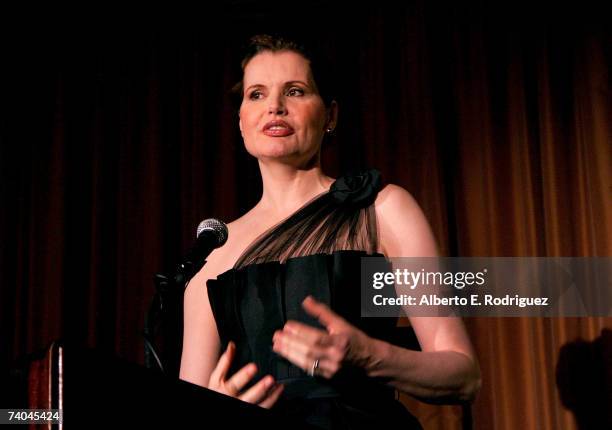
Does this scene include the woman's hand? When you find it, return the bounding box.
[208,341,284,409]
[272,296,376,379]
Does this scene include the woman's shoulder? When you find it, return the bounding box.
[189,213,256,283]
[374,183,422,215]
[206,207,277,272]
[224,205,274,245]
[205,215,253,267]
[374,183,438,257]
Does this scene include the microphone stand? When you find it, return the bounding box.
[142,219,227,373]
[143,274,172,372]
[143,259,211,372]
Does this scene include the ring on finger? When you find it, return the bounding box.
[308,358,320,377]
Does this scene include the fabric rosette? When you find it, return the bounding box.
[330,168,382,208]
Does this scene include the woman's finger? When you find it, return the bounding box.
[302,296,348,330]
[273,331,327,362]
[281,321,328,344]
[273,335,326,374]
[225,362,258,395]
[239,375,276,404]
[307,358,340,379]
[273,331,346,378]
[209,341,235,384]
[258,383,285,409]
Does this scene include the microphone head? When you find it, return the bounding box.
[196,218,228,247]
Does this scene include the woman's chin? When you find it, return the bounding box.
[252,148,318,165]
[245,141,321,166]
[249,144,301,160]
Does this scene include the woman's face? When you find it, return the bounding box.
[239,50,335,164]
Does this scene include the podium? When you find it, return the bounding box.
[11,341,318,428]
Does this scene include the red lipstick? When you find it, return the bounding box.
[263,120,295,137]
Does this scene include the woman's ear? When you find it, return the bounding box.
[325,100,339,132]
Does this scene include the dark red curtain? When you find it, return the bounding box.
[1,2,610,428]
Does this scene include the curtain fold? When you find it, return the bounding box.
[1,3,610,429]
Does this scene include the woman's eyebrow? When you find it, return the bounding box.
[285,80,310,87]
[245,80,311,91]
[244,84,264,92]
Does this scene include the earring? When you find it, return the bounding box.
[326,127,334,133]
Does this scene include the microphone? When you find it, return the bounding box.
[145,218,228,371]
[173,218,228,286]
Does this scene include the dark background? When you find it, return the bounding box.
[1,2,610,428]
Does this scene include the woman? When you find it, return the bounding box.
[180,34,480,428]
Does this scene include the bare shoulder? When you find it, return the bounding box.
[374,184,438,257]
[190,207,269,284]
[191,215,251,283]
[375,183,422,214]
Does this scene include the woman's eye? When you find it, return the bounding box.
[248,90,263,100]
[286,87,304,96]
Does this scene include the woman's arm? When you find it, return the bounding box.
[271,184,480,403]
[372,184,481,402]
[179,262,222,387]
[179,248,285,407]
[362,319,480,403]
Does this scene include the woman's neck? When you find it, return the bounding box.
[256,162,334,218]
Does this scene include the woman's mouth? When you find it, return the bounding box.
[263,120,295,137]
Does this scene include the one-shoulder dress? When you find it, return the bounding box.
[207,169,422,429]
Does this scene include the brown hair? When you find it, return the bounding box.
[232,34,336,107]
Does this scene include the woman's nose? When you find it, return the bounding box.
[267,95,287,115]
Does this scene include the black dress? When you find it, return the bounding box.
[207,169,422,429]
